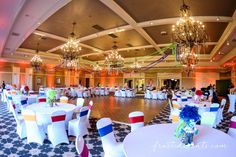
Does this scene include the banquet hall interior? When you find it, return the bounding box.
[0,0,236,156]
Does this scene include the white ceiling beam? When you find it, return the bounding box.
[46,15,228,55]
[100,0,161,51]
[219,47,236,65]
[3,0,72,55]
[80,42,217,57]
[210,11,236,58]
[33,30,103,53]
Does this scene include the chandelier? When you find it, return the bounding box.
[93,62,102,72]
[172,0,207,73]
[105,42,124,74]
[31,40,42,71]
[130,58,141,72]
[62,59,79,71]
[61,22,81,68]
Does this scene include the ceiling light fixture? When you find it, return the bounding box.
[172,0,207,75]
[60,22,81,70]
[31,38,43,71]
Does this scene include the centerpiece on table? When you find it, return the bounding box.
[175,105,201,146]
[46,89,57,107]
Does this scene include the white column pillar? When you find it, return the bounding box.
[25,68,33,90]
[12,67,20,88]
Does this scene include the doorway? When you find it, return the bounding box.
[163,79,180,89]
[85,78,90,88]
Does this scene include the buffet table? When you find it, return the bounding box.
[123,124,236,157]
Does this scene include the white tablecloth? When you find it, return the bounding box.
[123,124,236,157]
[228,94,236,112]
[25,102,76,131]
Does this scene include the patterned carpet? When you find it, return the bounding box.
[0,99,235,157]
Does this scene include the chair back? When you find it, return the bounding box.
[50,110,66,129]
[220,99,226,109]
[201,112,217,127]
[181,96,188,102]
[77,98,85,107]
[75,136,90,157]
[78,106,89,121]
[172,101,180,109]
[60,96,68,103]
[38,97,46,103]
[129,111,144,132]
[39,90,45,96]
[87,101,93,119]
[97,118,117,148]
[20,98,28,106]
[210,103,219,112]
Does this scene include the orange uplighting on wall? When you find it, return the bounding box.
[47,75,54,87]
[20,74,25,87]
[195,72,219,89]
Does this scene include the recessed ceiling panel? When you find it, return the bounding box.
[20,34,64,51]
[115,0,236,22]
[144,23,228,44]
[38,0,127,38]
[83,30,149,50]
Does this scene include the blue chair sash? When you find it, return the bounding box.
[80,110,89,117]
[21,99,27,105]
[210,107,218,112]
[98,124,113,137]
[181,98,188,102]
[7,96,12,100]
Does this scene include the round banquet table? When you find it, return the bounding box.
[123,124,236,157]
[25,102,76,132]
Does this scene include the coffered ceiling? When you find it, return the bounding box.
[1,0,236,69]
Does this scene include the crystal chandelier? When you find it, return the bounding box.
[61,22,81,68]
[172,0,207,73]
[105,42,124,74]
[31,41,42,71]
[130,58,141,72]
[93,62,102,72]
[62,59,79,71]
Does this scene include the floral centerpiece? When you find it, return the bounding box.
[24,85,29,95]
[175,105,201,146]
[46,89,56,107]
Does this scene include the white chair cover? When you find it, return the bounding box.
[96,118,125,157]
[47,110,69,147]
[87,100,94,128]
[228,116,236,140]
[22,109,46,145]
[75,136,91,157]
[129,111,144,132]
[68,106,89,137]
[77,98,85,107]
[60,96,69,103]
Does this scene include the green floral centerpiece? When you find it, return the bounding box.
[46,89,56,107]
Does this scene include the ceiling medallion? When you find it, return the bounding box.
[105,42,124,74]
[172,0,207,74]
[61,22,81,70]
[31,39,42,71]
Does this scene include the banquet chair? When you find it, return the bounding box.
[60,96,69,103]
[216,99,226,124]
[129,111,144,132]
[210,103,220,112]
[201,103,220,127]
[87,101,94,128]
[27,95,37,105]
[55,90,61,100]
[29,90,35,95]
[7,95,13,111]
[126,90,133,98]
[152,92,158,99]
[38,97,46,103]
[68,106,89,137]
[105,88,109,96]
[114,90,121,97]
[157,92,165,100]
[39,90,45,97]
[145,90,152,99]
[95,89,100,96]
[83,90,89,98]
[10,102,26,139]
[20,97,28,110]
[75,136,91,157]
[228,116,236,140]
[172,101,181,110]
[100,89,105,96]
[171,109,180,123]
[121,90,126,97]
[97,118,125,157]
[22,109,46,145]
[181,96,188,102]
[77,98,85,107]
[47,110,69,147]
